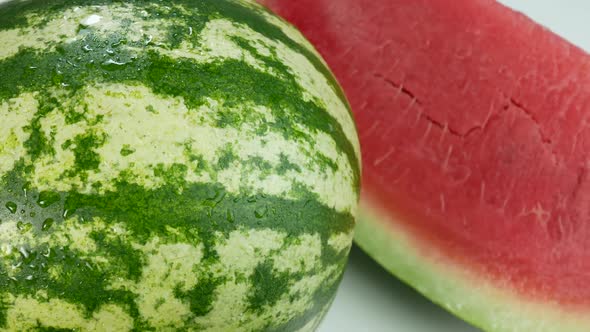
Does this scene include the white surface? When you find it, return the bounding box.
[320,2,590,332]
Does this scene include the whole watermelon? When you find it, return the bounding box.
[0,0,361,331]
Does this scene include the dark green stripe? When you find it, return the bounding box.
[0,29,360,191]
[0,161,353,330]
[246,260,291,313]
[203,0,352,110]
[268,272,343,332]
[0,296,6,327]
[0,0,350,108]
[35,327,76,332]
[174,273,225,317]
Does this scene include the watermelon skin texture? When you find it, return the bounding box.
[0,0,361,331]
[261,0,590,330]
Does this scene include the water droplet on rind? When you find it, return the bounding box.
[5,201,17,214]
[120,145,136,156]
[22,185,29,197]
[206,188,219,201]
[204,188,226,209]
[17,221,32,233]
[111,39,126,48]
[37,191,60,208]
[254,206,267,219]
[144,34,153,45]
[19,247,29,259]
[42,218,54,231]
[101,59,131,71]
[226,209,235,223]
[80,14,102,27]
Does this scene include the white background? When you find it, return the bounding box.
[321,1,590,331]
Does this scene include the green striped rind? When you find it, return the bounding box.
[0,0,360,331]
[356,199,590,332]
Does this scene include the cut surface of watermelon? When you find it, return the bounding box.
[262,0,590,330]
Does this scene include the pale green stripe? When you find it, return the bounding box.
[356,202,589,332]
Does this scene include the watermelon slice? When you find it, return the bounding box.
[261,0,590,330]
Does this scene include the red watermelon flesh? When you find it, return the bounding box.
[262,0,590,330]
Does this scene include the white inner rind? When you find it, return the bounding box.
[356,198,590,332]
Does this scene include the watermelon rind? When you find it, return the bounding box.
[356,198,589,332]
[0,0,361,331]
